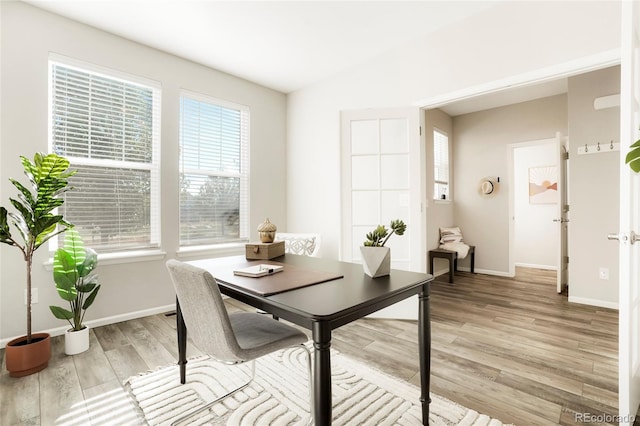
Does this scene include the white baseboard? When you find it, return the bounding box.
[514,262,557,271]
[0,304,175,349]
[568,296,618,310]
[433,266,513,278]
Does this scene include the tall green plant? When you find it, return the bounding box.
[50,229,99,331]
[0,153,75,343]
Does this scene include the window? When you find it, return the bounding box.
[49,57,161,253]
[433,129,450,200]
[179,91,249,247]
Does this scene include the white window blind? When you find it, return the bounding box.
[49,58,161,252]
[433,129,450,200]
[179,91,250,246]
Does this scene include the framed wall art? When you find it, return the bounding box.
[528,165,558,204]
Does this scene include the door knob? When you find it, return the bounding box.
[608,232,639,244]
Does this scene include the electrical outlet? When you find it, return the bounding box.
[23,288,38,305]
[599,268,610,280]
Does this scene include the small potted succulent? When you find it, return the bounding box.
[50,228,100,355]
[360,219,407,278]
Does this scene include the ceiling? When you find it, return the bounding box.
[26,0,500,94]
[25,0,570,114]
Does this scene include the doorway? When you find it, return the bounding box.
[508,137,568,294]
[340,107,425,320]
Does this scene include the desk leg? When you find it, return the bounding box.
[419,282,431,425]
[176,297,188,384]
[312,321,332,425]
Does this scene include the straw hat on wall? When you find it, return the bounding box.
[478,177,499,197]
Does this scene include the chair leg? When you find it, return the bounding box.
[299,343,314,425]
[172,346,314,426]
[171,360,256,426]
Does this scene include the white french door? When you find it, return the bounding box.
[340,108,425,319]
[618,1,640,422]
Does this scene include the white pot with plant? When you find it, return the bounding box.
[50,229,100,355]
[360,219,407,278]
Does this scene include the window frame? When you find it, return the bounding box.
[178,89,250,249]
[433,127,451,202]
[48,54,162,254]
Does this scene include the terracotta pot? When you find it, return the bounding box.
[5,333,51,377]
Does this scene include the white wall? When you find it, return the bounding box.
[513,143,558,269]
[424,108,455,275]
[453,95,568,274]
[0,2,287,342]
[287,1,621,262]
[568,67,620,308]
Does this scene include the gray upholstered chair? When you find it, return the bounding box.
[165,260,312,425]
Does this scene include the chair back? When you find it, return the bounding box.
[166,260,243,362]
[275,233,321,257]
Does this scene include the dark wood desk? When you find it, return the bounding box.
[180,254,433,425]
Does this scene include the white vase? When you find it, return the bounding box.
[360,246,391,278]
[65,326,90,355]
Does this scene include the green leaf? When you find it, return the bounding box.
[78,283,97,293]
[34,214,61,236]
[7,211,29,247]
[32,152,43,170]
[49,305,73,321]
[53,248,78,301]
[9,198,34,229]
[389,219,407,236]
[78,248,98,277]
[62,229,86,265]
[82,285,100,310]
[34,153,62,182]
[9,178,35,207]
[0,207,12,242]
[626,144,640,173]
[20,155,37,184]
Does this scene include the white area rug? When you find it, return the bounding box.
[125,346,504,426]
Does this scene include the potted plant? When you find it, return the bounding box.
[625,136,640,171]
[360,219,407,278]
[0,152,75,376]
[50,228,99,355]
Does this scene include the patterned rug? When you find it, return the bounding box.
[125,346,504,426]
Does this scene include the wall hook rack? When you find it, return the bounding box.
[577,140,619,155]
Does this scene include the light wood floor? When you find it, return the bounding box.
[1,268,620,425]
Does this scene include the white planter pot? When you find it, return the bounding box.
[360,246,391,278]
[65,326,90,355]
